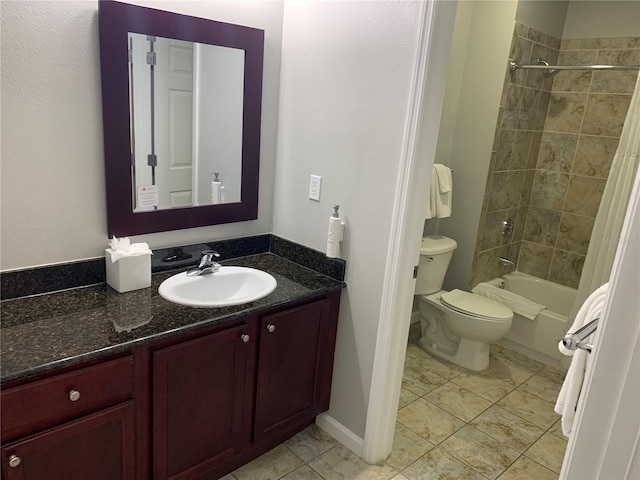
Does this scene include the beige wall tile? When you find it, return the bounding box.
[545,92,587,133]
[564,175,606,216]
[557,213,595,255]
[518,241,553,279]
[582,93,632,136]
[537,132,577,172]
[573,135,619,178]
[529,170,569,210]
[524,207,561,246]
[549,250,585,288]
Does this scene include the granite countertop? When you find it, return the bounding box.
[0,253,345,384]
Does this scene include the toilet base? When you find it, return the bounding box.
[418,335,490,371]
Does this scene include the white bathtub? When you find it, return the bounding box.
[486,271,577,370]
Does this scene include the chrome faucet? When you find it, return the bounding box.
[187,250,221,276]
[498,257,516,271]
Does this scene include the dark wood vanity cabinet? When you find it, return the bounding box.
[152,322,257,480]
[254,298,331,441]
[152,295,338,480]
[0,357,136,480]
[0,292,341,480]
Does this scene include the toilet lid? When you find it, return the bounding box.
[440,289,513,320]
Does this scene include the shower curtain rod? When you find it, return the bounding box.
[509,60,640,76]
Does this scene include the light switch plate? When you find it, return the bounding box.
[309,175,322,201]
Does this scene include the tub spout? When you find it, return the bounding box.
[498,257,516,271]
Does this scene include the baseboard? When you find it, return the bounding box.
[315,413,364,458]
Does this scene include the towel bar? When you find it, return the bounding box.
[562,318,599,353]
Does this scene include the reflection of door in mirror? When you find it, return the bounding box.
[128,33,244,212]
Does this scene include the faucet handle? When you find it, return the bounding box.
[197,250,220,268]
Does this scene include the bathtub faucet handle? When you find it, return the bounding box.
[498,257,516,271]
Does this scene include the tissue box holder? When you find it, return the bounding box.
[105,250,151,293]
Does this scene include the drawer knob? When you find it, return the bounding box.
[68,389,81,402]
[241,334,250,343]
[8,455,21,468]
[266,324,276,333]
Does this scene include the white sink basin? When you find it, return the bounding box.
[158,267,277,308]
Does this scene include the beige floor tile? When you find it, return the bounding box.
[308,445,397,480]
[218,474,237,480]
[470,405,545,453]
[408,347,466,380]
[525,432,568,474]
[440,426,521,480]
[401,447,488,480]
[233,444,304,480]
[405,343,425,359]
[519,367,564,403]
[402,356,449,396]
[398,387,419,409]
[548,419,566,439]
[497,456,558,480]
[451,371,515,402]
[285,424,338,462]
[391,474,410,480]
[425,383,492,422]
[497,388,560,429]
[397,398,465,444]
[280,465,325,480]
[387,422,435,470]
[484,349,541,386]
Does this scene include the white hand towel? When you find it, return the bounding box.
[426,171,437,219]
[471,282,545,320]
[434,163,452,193]
[554,283,608,437]
[433,164,452,218]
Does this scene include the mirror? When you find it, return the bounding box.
[98,0,264,236]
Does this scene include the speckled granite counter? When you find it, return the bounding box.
[1,253,345,384]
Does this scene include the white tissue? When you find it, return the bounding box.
[106,236,152,263]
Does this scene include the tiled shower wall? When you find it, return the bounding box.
[471,23,639,289]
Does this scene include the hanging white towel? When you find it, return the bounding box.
[554,282,608,437]
[426,164,452,219]
[433,164,452,218]
[426,170,437,219]
[471,282,545,320]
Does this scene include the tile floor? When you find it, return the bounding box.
[223,326,568,480]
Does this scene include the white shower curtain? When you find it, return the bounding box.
[571,72,640,320]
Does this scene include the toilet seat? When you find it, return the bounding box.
[440,289,512,321]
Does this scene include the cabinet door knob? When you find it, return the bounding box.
[266,324,276,333]
[68,389,81,402]
[8,455,21,468]
[241,334,250,343]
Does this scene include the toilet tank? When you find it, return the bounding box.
[415,235,457,295]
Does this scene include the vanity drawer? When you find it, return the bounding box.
[1,356,134,441]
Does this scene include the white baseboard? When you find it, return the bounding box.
[315,413,364,458]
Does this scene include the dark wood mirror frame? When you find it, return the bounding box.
[98,0,264,237]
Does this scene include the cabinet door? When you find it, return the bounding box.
[254,299,331,441]
[1,402,135,480]
[153,323,255,480]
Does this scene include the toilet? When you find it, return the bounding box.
[415,235,513,370]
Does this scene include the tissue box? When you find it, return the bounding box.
[105,250,151,293]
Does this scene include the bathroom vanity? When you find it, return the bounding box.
[0,253,343,480]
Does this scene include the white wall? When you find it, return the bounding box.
[0,0,284,271]
[273,1,422,439]
[430,0,518,290]
[516,0,569,38]
[563,1,640,39]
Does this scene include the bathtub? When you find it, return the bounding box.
[486,271,577,369]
